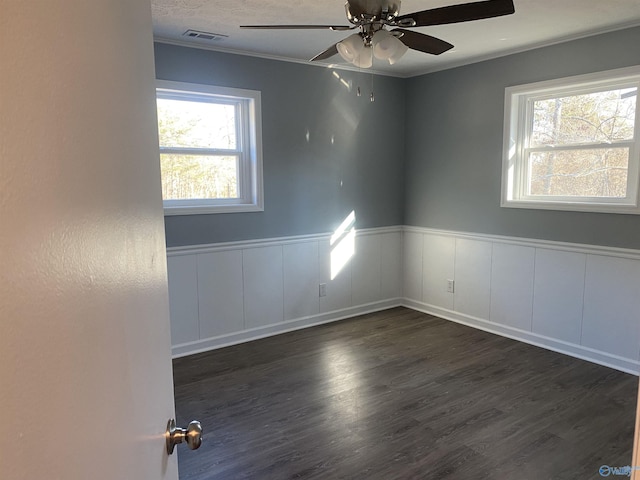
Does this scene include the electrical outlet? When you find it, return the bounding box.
[447,279,455,294]
[319,283,327,297]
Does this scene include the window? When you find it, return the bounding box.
[156,80,263,215]
[502,66,640,214]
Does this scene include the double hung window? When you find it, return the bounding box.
[502,67,640,214]
[156,80,263,215]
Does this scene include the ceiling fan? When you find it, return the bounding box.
[241,0,515,68]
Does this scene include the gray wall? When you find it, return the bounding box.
[155,43,406,247]
[157,27,640,250]
[404,26,640,249]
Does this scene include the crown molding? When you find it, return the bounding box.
[153,37,407,78]
[156,21,640,80]
[406,20,640,78]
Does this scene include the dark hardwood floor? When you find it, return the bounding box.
[173,307,638,480]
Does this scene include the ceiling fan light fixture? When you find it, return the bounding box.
[337,34,363,64]
[352,46,373,68]
[388,41,408,65]
[372,30,408,64]
[337,33,372,68]
[372,30,395,60]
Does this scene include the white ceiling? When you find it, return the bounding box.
[151,0,640,77]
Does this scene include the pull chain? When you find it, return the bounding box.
[370,71,375,102]
[355,47,374,101]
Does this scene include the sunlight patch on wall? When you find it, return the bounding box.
[332,71,353,92]
[330,211,356,280]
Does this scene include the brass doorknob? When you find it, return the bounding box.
[166,419,203,455]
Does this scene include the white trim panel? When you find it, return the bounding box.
[172,300,402,358]
[404,226,640,375]
[167,227,403,357]
[404,299,640,376]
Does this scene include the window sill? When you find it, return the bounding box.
[163,203,264,216]
[501,199,640,215]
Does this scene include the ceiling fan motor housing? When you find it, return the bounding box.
[346,0,401,24]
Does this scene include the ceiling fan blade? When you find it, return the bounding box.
[240,25,354,31]
[393,29,453,55]
[397,0,514,27]
[310,43,340,62]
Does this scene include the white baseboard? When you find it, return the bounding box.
[402,299,640,376]
[172,299,402,358]
[172,294,640,375]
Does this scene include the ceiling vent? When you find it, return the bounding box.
[182,29,228,41]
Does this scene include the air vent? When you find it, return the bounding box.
[182,29,228,41]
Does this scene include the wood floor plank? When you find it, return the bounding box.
[173,307,638,479]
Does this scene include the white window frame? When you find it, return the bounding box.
[501,66,640,215]
[156,80,263,215]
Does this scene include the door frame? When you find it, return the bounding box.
[633,381,640,479]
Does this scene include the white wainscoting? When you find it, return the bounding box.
[403,227,640,375]
[166,228,403,357]
[167,225,640,374]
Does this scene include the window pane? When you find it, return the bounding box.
[528,148,629,198]
[531,88,636,147]
[160,154,238,200]
[157,98,237,149]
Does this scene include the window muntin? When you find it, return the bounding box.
[156,81,263,215]
[502,67,640,214]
